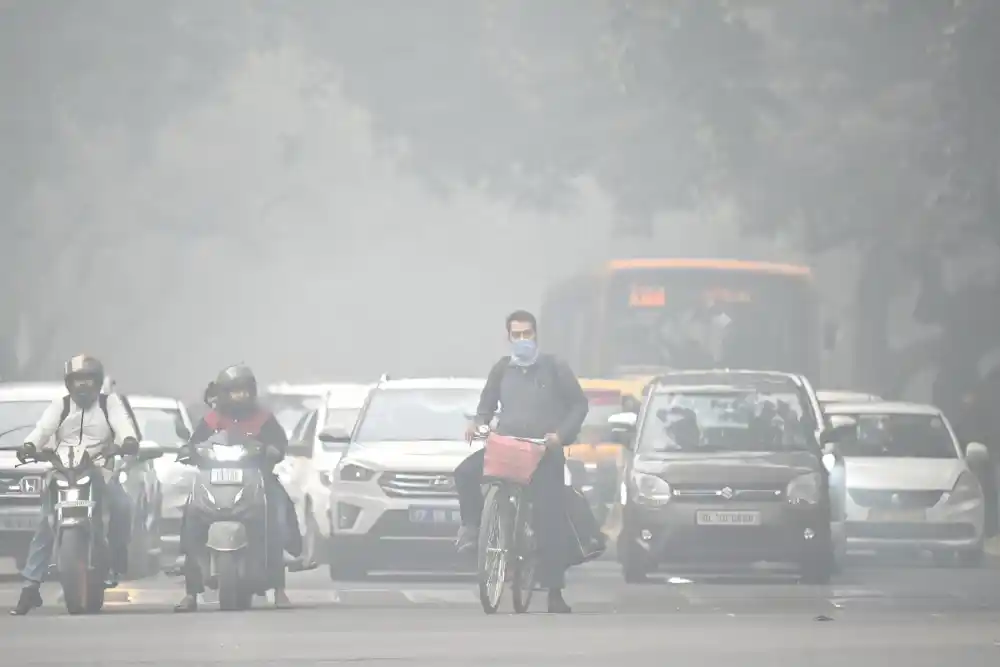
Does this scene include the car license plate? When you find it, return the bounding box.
[409,507,462,524]
[210,468,244,485]
[0,515,39,531]
[867,508,926,522]
[696,510,761,526]
[55,499,93,509]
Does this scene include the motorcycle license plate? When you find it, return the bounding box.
[210,468,244,485]
[55,499,94,509]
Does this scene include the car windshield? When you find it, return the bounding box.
[321,407,362,449]
[0,400,52,448]
[132,407,188,450]
[637,387,813,453]
[354,388,481,442]
[263,394,325,435]
[838,413,958,459]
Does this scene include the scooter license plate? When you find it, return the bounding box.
[210,468,244,485]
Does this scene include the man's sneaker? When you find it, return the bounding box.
[455,525,479,554]
[9,585,43,616]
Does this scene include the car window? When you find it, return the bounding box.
[0,400,52,447]
[637,388,813,453]
[131,406,188,450]
[262,394,324,435]
[839,413,958,459]
[354,388,480,443]
[302,411,318,444]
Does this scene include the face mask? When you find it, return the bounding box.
[510,338,539,366]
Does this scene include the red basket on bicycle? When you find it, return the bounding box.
[482,434,545,485]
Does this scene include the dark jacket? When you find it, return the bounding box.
[475,353,589,447]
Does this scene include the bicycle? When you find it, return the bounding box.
[472,425,546,614]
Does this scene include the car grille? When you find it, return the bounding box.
[848,490,944,509]
[668,482,786,503]
[0,472,45,505]
[379,472,458,499]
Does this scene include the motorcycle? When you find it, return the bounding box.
[19,446,118,615]
[183,431,271,611]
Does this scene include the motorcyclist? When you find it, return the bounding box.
[453,310,589,614]
[9,355,139,616]
[173,365,303,612]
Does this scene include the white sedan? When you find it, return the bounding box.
[827,401,990,565]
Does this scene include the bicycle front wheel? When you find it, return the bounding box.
[477,485,511,614]
[510,494,537,614]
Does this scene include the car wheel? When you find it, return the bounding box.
[800,535,834,584]
[327,538,368,581]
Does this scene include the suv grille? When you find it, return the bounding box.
[848,490,943,509]
[0,472,45,504]
[379,472,458,498]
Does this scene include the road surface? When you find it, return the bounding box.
[1,556,998,665]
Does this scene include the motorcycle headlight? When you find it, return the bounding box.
[339,464,375,482]
[212,444,246,462]
[786,472,821,505]
[117,471,127,484]
[942,471,983,506]
[631,472,672,506]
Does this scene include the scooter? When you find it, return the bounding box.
[184,432,270,611]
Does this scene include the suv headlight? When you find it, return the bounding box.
[339,463,375,482]
[786,472,821,505]
[942,471,983,507]
[632,472,672,506]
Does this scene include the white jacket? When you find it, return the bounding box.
[25,393,138,466]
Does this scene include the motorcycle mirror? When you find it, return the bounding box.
[138,440,165,460]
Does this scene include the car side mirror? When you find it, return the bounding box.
[965,442,990,468]
[286,440,313,458]
[318,427,352,446]
[175,424,192,441]
[607,412,637,449]
[137,440,164,461]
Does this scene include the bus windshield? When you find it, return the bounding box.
[606,268,814,376]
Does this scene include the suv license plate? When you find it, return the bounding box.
[696,510,761,526]
[210,468,244,485]
[409,508,461,524]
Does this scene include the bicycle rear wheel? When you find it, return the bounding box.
[510,494,537,614]
[477,485,510,614]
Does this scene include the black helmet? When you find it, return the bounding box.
[64,354,105,408]
[213,364,258,415]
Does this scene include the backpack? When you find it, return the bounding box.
[59,393,114,438]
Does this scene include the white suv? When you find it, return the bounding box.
[324,377,485,578]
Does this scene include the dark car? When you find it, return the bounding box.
[611,370,853,584]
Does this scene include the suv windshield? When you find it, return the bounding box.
[354,388,481,443]
[638,387,814,453]
[0,400,52,447]
[838,413,958,459]
[132,407,188,450]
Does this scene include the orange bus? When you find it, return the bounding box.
[540,258,829,383]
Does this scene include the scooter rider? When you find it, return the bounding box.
[10,355,139,616]
[173,365,303,612]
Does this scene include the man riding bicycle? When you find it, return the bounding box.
[454,310,588,613]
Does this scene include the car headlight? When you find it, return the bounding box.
[339,463,375,482]
[632,472,672,506]
[942,471,983,506]
[786,472,821,505]
[319,470,335,487]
